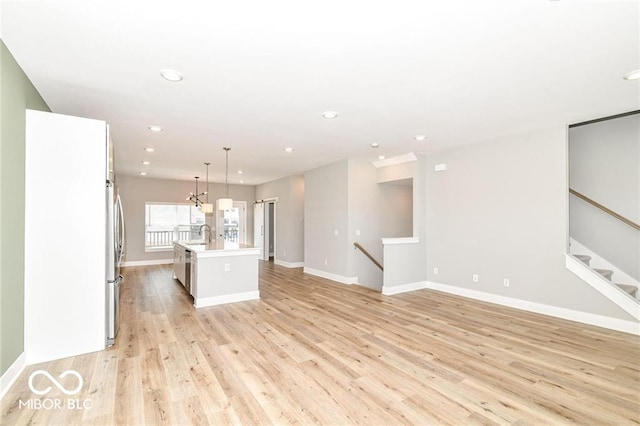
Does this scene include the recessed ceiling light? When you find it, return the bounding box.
[623,69,640,80]
[378,155,386,160]
[237,170,244,175]
[370,143,380,148]
[160,69,183,82]
[322,111,338,119]
[284,147,294,153]
[141,161,150,165]
[148,125,163,132]
[144,147,155,152]
[414,135,427,141]
[139,172,147,176]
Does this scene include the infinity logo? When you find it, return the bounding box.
[28,370,83,396]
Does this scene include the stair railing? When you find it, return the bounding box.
[353,242,384,271]
[569,188,640,231]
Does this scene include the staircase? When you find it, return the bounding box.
[574,254,638,298]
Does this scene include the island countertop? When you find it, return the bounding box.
[175,240,260,259]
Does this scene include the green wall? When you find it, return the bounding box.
[0,40,49,376]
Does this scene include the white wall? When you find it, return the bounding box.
[348,159,414,289]
[256,175,305,266]
[425,126,634,320]
[304,161,350,279]
[379,181,413,238]
[119,175,256,263]
[347,160,384,289]
[569,113,639,281]
[378,155,428,290]
[303,158,415,288]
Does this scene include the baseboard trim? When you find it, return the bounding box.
[194,291,260,308]
[424,280,640,336]
[303,267,358,285]
[0,352,26,400]
[382,281,427,295]
[122,259,173,267]
[274,259,304,268]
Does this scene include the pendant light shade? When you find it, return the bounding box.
[218,147,233,210]
[201,162,214,213]
[217,198,233,211]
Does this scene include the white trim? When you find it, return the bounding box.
[382,281,427,295]
[234,200,248,245]
[565,254,640,320]
[122,259,173,267]
[423,280,639,336]
[373,152,418,168]
[0,352,26,400]
[274,259,304,268]
[194,291,260,308]
[303,267,358,285]
[569,238,639,290]
[381,237,419,245]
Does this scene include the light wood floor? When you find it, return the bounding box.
[2,262,639,425]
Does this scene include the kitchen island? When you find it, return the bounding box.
[173,240,260,308]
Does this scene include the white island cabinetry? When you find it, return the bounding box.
[173,245,187,285]
[174,241,260,307]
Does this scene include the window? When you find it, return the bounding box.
[145,203,205,250]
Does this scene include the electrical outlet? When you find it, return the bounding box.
[472,274,479,282]
[324,259,328,265]
[283,251,286,257]
[503,278,510,287]
[433,267,439,275]
[356,229,361,236]
[334,229,339,236]
[224,263,230,272]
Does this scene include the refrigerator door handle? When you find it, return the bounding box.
[116,193,125,263]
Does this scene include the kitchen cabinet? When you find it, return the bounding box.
[190,256,198,297]
[173,245,187,285]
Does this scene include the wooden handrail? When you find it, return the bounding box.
[353,242,384,271]
[569,188,640,231]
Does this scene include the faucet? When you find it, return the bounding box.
[198,224,212,243]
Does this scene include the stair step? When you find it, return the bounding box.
[594,268,613,281]
[574,254,592,266]
[616,284,638,298]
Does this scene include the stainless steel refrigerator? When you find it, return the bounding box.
[106,133,125,346]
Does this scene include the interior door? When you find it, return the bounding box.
[254,202,266,259]
[264,202,272,260]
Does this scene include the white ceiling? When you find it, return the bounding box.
[2,0,639,185]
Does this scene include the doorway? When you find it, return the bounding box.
[254,199,276,262]
[216,200,247,246]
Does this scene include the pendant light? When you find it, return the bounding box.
[201,162,214,213]
[218,147,233,210]
[186,176,205,207]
